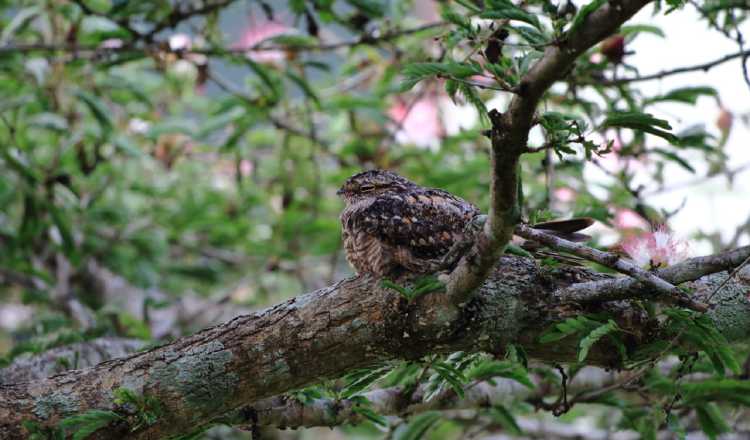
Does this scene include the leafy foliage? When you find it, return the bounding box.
[1,0,749,439]
[381,276,445,302]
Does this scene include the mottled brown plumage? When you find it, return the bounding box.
[337,170,480,276]
[338,170,595,277]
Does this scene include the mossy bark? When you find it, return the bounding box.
[1,253,749,439]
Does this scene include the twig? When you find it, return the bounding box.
[594,49,750,85]
[515,224,707,311]
[0,22,447,57]
[445,0,655,306]
[705,253,750,304]
[557,245,750,304]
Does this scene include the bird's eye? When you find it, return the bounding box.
[360,184,375,192]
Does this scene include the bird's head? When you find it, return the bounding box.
[337,169,414,202]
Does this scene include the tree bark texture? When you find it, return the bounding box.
[1,248,749,439]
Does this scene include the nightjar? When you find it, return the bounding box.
[338,169,480,276]
[337,169,593,277]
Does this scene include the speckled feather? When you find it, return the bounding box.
[338,170,594,276]
[339,170,480,276]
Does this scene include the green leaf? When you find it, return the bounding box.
[28,113,69,132]
[578,320,618,362]
[601,111,677,143]
[467,360,534,388]
[441,7,474,33]
[346,0,385,18]
[454,0,481,12]
[650,149,695,173]
[491,405,522,435]
[342,365,392,398]
[505,243,533,258]
[645,87,717,105]
[381,279,413,300]
[285,70,321,108]
[146,119,196,139]
[682,379,750,405]
[513,26,548,46]
[445,79,459,102]
[620,24,666,38]
[432,361,467,397]
[60,410,122,440]
[352,405,389,427]
[1,149,39,183]
[400,62,482,92]
[47,202,76,257]
[265,34,318,48]
[112,136,145,157]
[457,82,488,122]
[666,412,686,440]
[197,106,246,139]
[695,403,730,439]
[480,1,542,30]
[397,411,443,440]
[82,0,112,14]
[243,58,282,103]
[75,91,113,138]
[568,0,608,35]
[0,6,40,45]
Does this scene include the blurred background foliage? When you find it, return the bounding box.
[1,0,749,439]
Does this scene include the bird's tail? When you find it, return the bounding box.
[530,217,594,243]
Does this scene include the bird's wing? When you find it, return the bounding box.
[344,190,480,260]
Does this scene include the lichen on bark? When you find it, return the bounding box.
[149,340,238,413]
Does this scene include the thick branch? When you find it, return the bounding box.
[0,338,144,385]
[2,245,749,439]
[445,0,652,305]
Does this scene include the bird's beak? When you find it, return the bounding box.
[336,188,344,196]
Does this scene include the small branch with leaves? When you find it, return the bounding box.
[515,224,708,311]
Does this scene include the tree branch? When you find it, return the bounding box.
[235,366,620,429]
[515,224,706,311]
[445,0,653,306]
[595,49,750,85]
[0,22,447,58]
[0,338,144,385]
[2,245,749,438]
[557,245,750,304]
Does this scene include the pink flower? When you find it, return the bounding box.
[99,38,123,49]
[716,107,733,135]
[621,226,689,269]
[614,208,650,230]
[388,95,444,151]
[554,187,576,203]
[169,33,192,51]
[234,20,295,64]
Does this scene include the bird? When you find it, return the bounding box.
[337,169,593,277]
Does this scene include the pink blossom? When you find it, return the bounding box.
[716,107,733,135]
[597,135,648,173]
[239,159,253,177]
[127,118,150,135]
[589,52,604,64]
[554,187,576,203]
[99,38,123,49]
[234,20,295,64]
[388,96,444,151]
[621,226,689,268]
[614,208,650,230]
[169,33,192,51]
[467,74,495,87]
